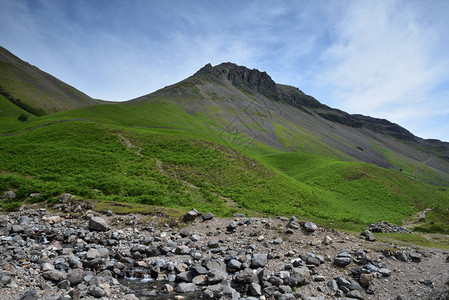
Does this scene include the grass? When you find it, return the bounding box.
[1,96,448,237]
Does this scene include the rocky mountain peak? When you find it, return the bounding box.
[194,63,281,100]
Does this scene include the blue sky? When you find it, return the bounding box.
[1,0,449,141]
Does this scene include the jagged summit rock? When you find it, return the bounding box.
[193,62,281,100]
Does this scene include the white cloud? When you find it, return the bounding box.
[317,0,449,140]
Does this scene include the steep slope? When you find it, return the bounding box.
[1,60,448,231]
[130,63,449,186]
[0,46,99,115]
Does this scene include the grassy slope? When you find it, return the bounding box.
[0,46,97,114]
[0,95,33,132]
[1,99,448,229]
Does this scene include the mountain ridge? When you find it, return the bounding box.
[0,46,101,115]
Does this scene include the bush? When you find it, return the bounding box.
[18,113,28,122]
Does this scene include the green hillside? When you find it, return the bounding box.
[0,46,99,114]
[1,61,448,234]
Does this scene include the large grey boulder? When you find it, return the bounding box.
[251,253,267,268]
[2,191,16,199]
[304,222,317,232]
[42,270,66,282]
[183,209,200,222]
[89,217,110,232]
[67,268,84,286]
[285,267,311,287]
[88,286,107,298]
[202,212,214,221]
[175,282,197,293]
[19,290,38,300]
[334,251,352,267]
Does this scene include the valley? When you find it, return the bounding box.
[0,49,448,299]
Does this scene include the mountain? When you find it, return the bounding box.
[131,62,449,186]
[0,46,99,115]
[1,57,448,234]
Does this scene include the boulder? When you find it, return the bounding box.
[359,273,373,288]
[59,193,73,203]
[251,253,267,268]
[42,270,66,282]
[334,252,352,267]
[89,217,110,232]
[175,282,197,293]
[202,212,214,221]
[285,267,311,287]
[2,191,16,199]
[88,286,107,298]
[19,290,38,300]
[183,209,200,222]
[361,230,376,241]
[304,222,317,232]
[17,216,30,225]
[67,268,84,286]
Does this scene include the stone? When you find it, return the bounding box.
[327,279,339,291]
[347,289,364,299]
[57,280,71,290]
[89,217,109,232]
[42,270,66,282]
[192,275,207,285]
[395,251,408,262]
[17,216,30,225]
[59,193,73,203]
[251,253,268,268]
[410,252,422,262]
[334,251,352,267]
[175,245,191,255]
[3,191,16,199]
[227,259,242,272]
[323,236,333,245]
[249,282,262,296]
[378,268,391,277]
[201,289,214,299]
[334,256,351,267]
[176,271,195,283]
[234,268,258,284]
[42,263,55,272]
[306,256,321,266]
[207,269,226,284]
[1,274,12,285]
[227,221,238,232]
[86,248,101,259]
[285,267,311,287]
[202,212,214,221]
[183,209,199,222]
[175,283,197,293]
[164,284,174,293]
[19,290,38,300]
[67,269,84,286]
[361,230,376,241]
[359,273,373,288]
[304,222,317,232]
[88,286,107,298]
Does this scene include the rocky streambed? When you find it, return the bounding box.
[0,203,448,300]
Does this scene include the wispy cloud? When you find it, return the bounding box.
[318,0,449,140]
[1,0,448,140]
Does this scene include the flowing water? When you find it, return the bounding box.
[119,277,202,300]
